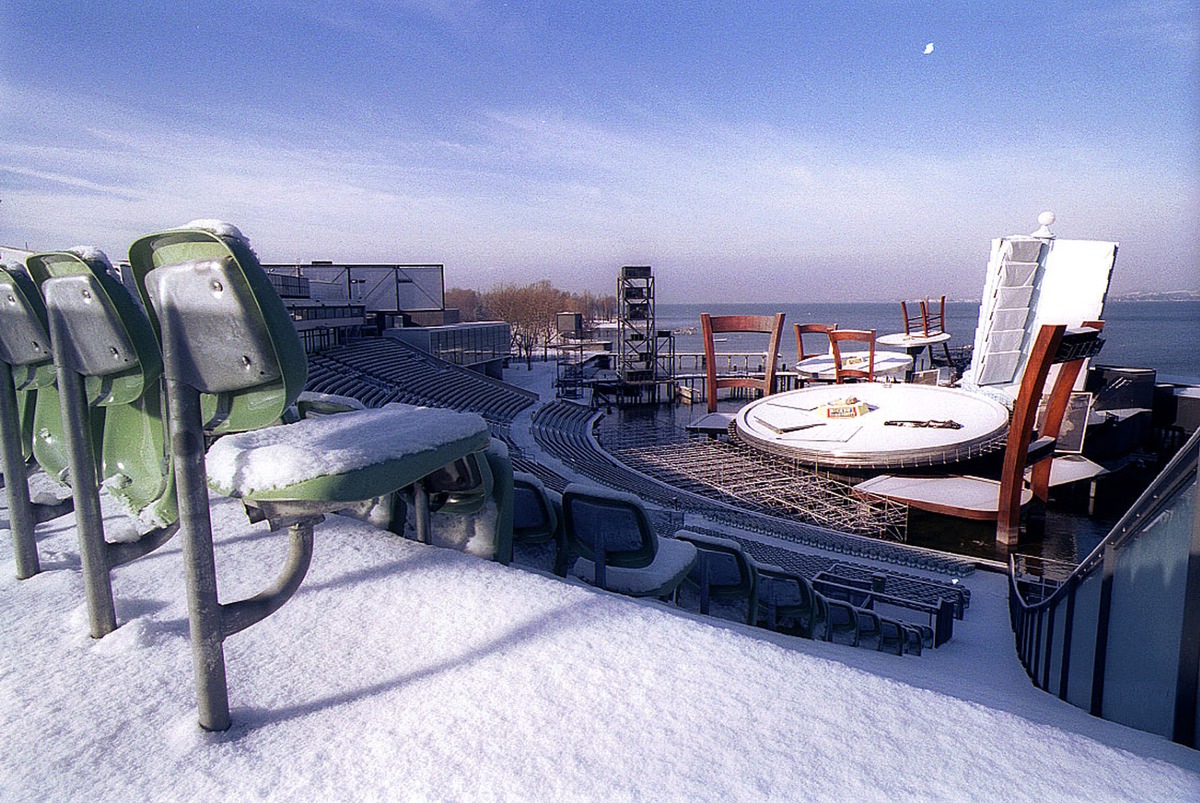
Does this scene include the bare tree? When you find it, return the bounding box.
[477,280,617,366]
[482,282,543,367]
[445,287,484,322]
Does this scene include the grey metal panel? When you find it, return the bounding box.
[42,274,137,377]
[0,277,51,367]
[1102,484,1195,737]
[1065,572,1101,710]
[145,258,281,394]
[1048,601,1067,691]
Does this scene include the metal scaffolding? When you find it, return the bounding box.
[599,419,908,540]
[615,266,673,403]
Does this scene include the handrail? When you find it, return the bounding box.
[1009,427,1200,747]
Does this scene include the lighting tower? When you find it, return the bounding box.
[617,265,657,400]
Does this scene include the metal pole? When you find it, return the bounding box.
[221,520,315,639]
[0,361,39,578]
[413,483,430,544]
[164,368,230,731]
[50,332,116,638]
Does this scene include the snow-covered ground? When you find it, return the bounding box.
[3,361,1199,800]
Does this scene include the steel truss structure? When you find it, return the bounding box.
[599,419,907,540]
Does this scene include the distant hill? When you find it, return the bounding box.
[1110,290,1200,302]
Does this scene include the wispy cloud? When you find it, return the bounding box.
[1,83,1194,301]
[1065,0,1200,55]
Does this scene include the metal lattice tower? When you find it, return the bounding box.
[617,266,655,385]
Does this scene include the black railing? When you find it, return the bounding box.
[1009,428,1200,747]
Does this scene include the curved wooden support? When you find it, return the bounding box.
[1030,321,1105,502]
[105,521,179,570]
[997,325,1065,546]
[220,519,315,639]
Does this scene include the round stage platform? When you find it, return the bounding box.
[734,383,1010,469]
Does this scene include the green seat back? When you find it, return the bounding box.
[25,251,175,526]
[128,228,307,434]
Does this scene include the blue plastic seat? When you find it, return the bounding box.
[674,530,758,624]
[753,563,818,637]
[511,471,567,575]
[878,617,907,655]
[824,597,860,646]
[855,609,882,650]
[561,484,696,599]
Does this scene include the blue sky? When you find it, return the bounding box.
[1,1,1196,302]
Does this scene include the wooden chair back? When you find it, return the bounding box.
[901,301,924,336]
[700,312,786,413]
[921,295,947,336]
[828,329,876,383]
[794,323,836,361]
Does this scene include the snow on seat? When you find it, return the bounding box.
[206,406,490,503]
[561,483,697,599]
[571,537,697,597]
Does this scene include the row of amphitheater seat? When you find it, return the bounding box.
[306,339,536,423]
[530,400,704,511]
[509,476,934,655]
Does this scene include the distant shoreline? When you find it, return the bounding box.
[658,296,1200,307]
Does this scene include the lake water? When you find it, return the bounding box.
[655,300,1200,381]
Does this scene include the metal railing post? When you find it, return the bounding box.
[50,328,116,639]
[413,483,431,544]
[165,374,230,732]
[0,361,39,579]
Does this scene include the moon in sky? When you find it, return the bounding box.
[923,42,934,55]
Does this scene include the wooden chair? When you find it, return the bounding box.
[900,300,925,337]
[794,323,836,361]
[921,295,953,365]
[700,312,785,413]
[901,295,953,366]
[793,323,836,387]
[853,322,1105,546]
[828,329,876,383]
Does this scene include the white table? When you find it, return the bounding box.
[877,331,952,371]
[734,383,1010,469]
[794,350,912,382]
